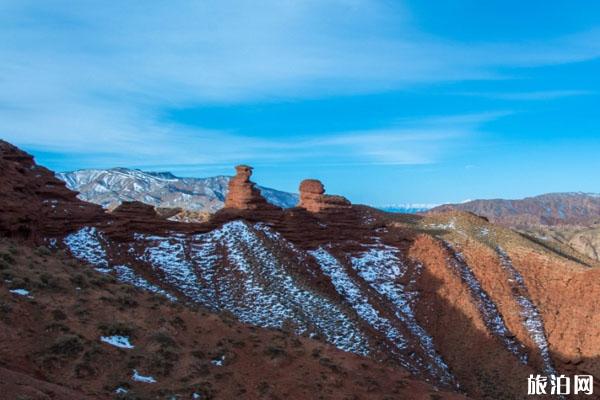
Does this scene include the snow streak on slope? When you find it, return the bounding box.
[136,235,210,305]
[309,247,415,371]
[187,239,221,310]
[63,227,110,270]
[196,221,369,354]
[497,247,556,376]
[442,242,529,364]
[350,240,455,386]
[114,264,177,302]
[65,222,369,355]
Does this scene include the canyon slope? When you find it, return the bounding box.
[2,140,600,399]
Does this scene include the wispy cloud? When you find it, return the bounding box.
[0,0,598,170]
[14,110,505,171]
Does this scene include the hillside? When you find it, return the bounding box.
[429,193,600,227]
[2,139,600,399]
[1,239,467,399]
[429,193,600,262]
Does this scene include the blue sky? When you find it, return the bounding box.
[1,1,599,205]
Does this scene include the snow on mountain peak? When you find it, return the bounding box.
[56,167,298,212]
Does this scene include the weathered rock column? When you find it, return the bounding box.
[298,179,351,212]
[224,165,274,210]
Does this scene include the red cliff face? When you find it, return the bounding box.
[298,179,351,212]
[111,201,159,220]
[0,140,105,239]
[224,165,279,210]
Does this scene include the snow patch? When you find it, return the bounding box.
[101,335,134,349]
[427,218,456,231]
[9,288,30,296]
[137,236,207,303]
[64,227,109,268]
[211,355,225,366]
[132,369,156,383]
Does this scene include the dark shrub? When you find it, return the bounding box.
[52,309,67,321]
[98,321,136,337]
[50,334,84,356]
[152,331,177,348]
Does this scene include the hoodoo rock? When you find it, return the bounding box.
[298,179,351,212]
[224,165,278,210]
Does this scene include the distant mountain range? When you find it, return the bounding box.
[377,204,438,214]
[429,192,600,227]
[430,192,600,262]
[57,168,299,211]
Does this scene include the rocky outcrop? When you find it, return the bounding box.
[224,165,279,210]
[298,179,351,212]
[0,140,105,239]
[110,201,159,220]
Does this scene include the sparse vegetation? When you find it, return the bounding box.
[148,348,179,377]
[1,251,15,264]
[116,293,138,308]
[152,331,177,348]
[35,246,51,256]
[98,321,136,338]
[0,300,11,319]
[264,345,286,359]
[52,308,67,321]
[49,334,84,357]
[38,272,62,290]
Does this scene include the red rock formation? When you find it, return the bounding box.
[111,201,159,220]
[0,140,105,239]
[224,165,278,210]
[298,179,351,212]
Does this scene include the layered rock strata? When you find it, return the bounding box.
[224,165,278,210]
[298,179,351,212]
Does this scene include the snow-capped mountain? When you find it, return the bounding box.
[56,168,298,211]
[377,203,439,214]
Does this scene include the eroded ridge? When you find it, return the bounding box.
[497,246,556,376]
[310,247,425,374]
[442,241,529,364]
[350,238,456,386]
[65,222,370,355]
